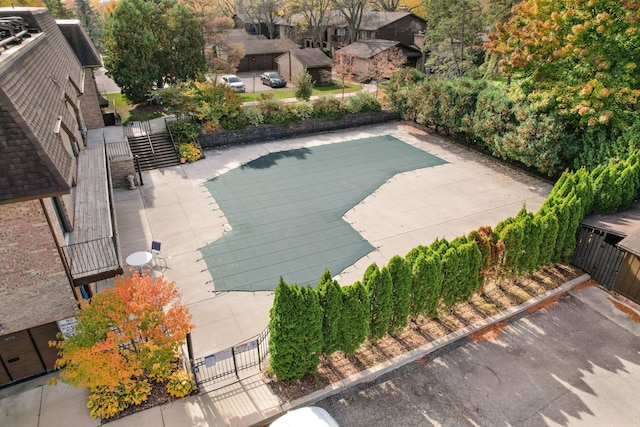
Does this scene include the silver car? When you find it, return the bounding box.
[219,74,246,93]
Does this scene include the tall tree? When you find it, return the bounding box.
[286,0,333,48]
[43,0,76,19]
[316,270,343,356]
[369,0,401,12]
[386,255,412,332]
[487,0,640,130]
[103,0,205,103]
[339,281,369,354]
[424,0,484,78]
[268,279,323,381]
[236,0,283,39]
[334,0,367,44]
[74,0,103,51]
[364,263,393,342]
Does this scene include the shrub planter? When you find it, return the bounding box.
[198,110,400,149]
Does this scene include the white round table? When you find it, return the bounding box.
[126,251,153,272]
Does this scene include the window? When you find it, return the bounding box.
[53,196,72,238]
[335,28,346,37]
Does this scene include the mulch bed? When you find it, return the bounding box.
[268,264,584,403]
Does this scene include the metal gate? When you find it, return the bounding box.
[573,226,625,289]
[191,327,269,391]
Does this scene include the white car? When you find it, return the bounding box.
[219,74,246,92]
[270,406,340,427]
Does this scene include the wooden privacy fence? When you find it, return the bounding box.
[573,226,625,289]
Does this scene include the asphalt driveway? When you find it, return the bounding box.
[315,285,640,426]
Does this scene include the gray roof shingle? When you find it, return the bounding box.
[289,48,332,68]
[335,39,400,59]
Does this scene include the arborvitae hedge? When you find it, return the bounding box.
[364,264,393,342]
[268,278,323,380]
[316,270,343,356]
[340,282,369,354]
[387,256,412,333]
[441,246,463,310]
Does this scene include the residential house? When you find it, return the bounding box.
[279,9,426,54]
[220,29,299,73]
[334,39,421,81]
[276,48,332,84]
[0,8,122,386]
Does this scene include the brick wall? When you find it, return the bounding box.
[110,158,137,189]
[0,200,78,335]
[199,111,400,149]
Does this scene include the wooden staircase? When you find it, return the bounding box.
[125,121,180,171]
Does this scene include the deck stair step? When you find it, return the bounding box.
[125,121,179,171]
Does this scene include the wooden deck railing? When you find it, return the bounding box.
[61,237,122,285]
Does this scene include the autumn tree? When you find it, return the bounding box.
[487,0,640,130]
[424,0,484,78]
[51,273,193,419]
[236,0,283,39]
[333,52,355,98]
[286,0,332,48]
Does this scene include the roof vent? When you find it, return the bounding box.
[0,16,30,54]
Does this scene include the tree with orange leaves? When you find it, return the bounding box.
[50,273,194,419]
[487,0,640,129]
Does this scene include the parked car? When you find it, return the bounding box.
[260,71,287,88]
[270,406,339,427]
[219,74,246,92]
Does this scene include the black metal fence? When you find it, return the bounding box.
[61,237,120,281]
[191,327,269,391]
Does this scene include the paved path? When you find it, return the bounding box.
[314,284,640,426]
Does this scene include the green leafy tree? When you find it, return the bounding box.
[386,256,412,333]
[316,270,343,356]
[51,273,193,419]
[441,246,463,310]
[268,278,323,380]
[103,0,205,103]
[74,0,103,51]
[43,0,75,19]
[424,0,484,78]
[293,69,314,101]
[363,264,393,342]
[499,218,525,275]
[339,281,369,354]
[488,0,640,131]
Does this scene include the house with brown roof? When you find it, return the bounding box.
[276,48,332,84]
[0,8,122,386]
[221,29,300,72]
[334,39,421,81]
[279,9,425,54]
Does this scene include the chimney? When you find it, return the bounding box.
[399,5,408,12]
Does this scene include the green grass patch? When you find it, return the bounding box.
[239,82,362,102]
[105,93,165,124]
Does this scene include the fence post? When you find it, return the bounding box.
[232,346,239,380]
[134,155,143,186]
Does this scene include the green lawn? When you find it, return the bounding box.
[105,93,165,123]
[239,82,362,102]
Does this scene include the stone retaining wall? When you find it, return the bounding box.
[199,111,400,149]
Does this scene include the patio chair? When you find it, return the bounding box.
[150,240,167,269]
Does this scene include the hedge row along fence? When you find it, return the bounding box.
[268,144,640,381]
[386,69,640,176]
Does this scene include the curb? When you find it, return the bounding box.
[264,273,590,422]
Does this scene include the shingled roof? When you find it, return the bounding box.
[241,38,299,56]
[335,39,400,59]
[289,48,331,68]
[0,8,85,204]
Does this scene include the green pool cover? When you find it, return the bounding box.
[201,135,446,291]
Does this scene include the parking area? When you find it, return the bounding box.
[236,71,294,93]
[315,285,640,426]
